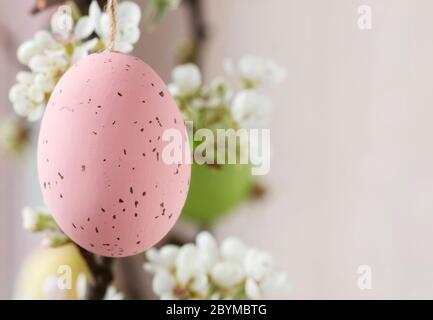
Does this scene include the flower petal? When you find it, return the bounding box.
[159,245,180,269]
[117,1,141,25]
[17,40,40,65]
[171,63,202,94]
[210,261,245,288]
[120,25,140,44]
[196,231,219,271]
[27,104,45,122]
[244,248,273,281]
[114,40,134,53]
[245,278,262,299]
[221,236,248,263]
[51,10,73,38]
[152,269,175,296]
[74,16,95,40]
[89,0,102,24]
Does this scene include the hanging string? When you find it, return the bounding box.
[107,0,118,51]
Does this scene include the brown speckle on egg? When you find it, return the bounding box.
[155,117,162,127]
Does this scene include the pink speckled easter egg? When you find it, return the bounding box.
[37,51,191,257]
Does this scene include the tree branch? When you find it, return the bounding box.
[78,246,114,300]
[184,0,207,67]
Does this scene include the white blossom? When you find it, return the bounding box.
[152,269,176,297]
[237,55,286,87]
[210,261,245,288]
[170,57,281,132]
[10,1,142,122]
[245,278,261,299]
[221,236,248,263]
[22,206,40,231]
[104,286,124,300]
[244,248,273,281]
[9,72,46,122]
[231,90,272,128]
[96,1,141,53]
[144,232,290,300]
[204,77,233,108]
[171,63,202,95]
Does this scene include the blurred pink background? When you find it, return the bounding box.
[2,0,433,299]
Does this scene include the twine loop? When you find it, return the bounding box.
[107,0,118,51]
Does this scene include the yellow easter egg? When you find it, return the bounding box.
[15,243,91,300]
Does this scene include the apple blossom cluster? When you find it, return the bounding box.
[168,56,286,131]
[144,231,290,300]
[9,1,142,122]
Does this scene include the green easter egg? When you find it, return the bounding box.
[182,162,253,224]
